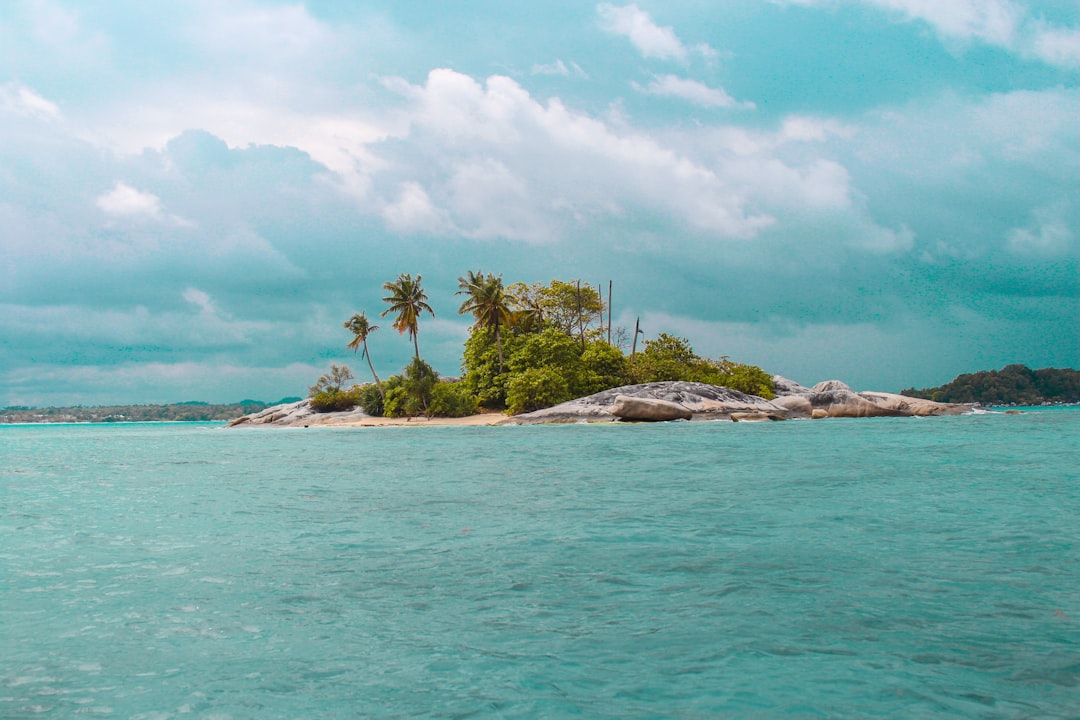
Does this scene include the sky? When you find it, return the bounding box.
[1,0,1078,406]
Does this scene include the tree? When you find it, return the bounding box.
[344,312,383,399]
[506,281,545,333]
[381,273,435,361]
[537,280,604,339]
[457,270,512,371]
[308,364,361,412]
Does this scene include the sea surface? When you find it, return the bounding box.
[2,410,1079,719]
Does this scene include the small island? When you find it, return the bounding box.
[227,271,978,428]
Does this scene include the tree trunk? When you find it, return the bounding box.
[495,325,505,372]
[364,343,385,399]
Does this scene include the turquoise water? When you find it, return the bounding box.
[2,412,1079,718]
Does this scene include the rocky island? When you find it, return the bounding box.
[226,376,973,427]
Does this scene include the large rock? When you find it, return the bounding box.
[772,375,813,396]
[781,380,973,418]
[226,400,375,427]
[805,381,897,418]
[509,381,788,424]
[611,395,693,422]
[771,394,813,416]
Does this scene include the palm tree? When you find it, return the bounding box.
[457,270,512,371]
[344,312,383,399]
[381,273,435,361]
[507,281,544,333]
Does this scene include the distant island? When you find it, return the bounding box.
[0,399,301,424]
[901,365,1080,406]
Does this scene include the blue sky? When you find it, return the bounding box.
[2,0,1077,405]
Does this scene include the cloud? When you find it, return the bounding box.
[1007,204,1075,256]
[531,59,589,78]
[376,69,783,241]
[776,0,1080,68]
[187,2,338,66]
[870,0,1022,46]
[1030,24,1080,68]
[635,74,755,109]
[597,3,713,62]
[382,181,451,235]
[182,287,216,314]
[95,181,162,218]
[0,82,61,121]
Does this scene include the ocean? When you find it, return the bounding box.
[2,410,1078,718]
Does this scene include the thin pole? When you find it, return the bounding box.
[607,280,612,345]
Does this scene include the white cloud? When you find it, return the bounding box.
[531,59,589,78]
[95,182,162,217]
[382,181,451,235]
[0,82,61,121]
[182,287,216,314]
[597,3,710,62]
[1030,24,1080,68]
[635,75,755,109]
[381,69,777,240]
[777,0,1080,68]
[1007,205,1075,256]
[188,2,334,63]
[869,0,1022,45]
[779,116,856,143]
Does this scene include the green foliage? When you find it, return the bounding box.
[628,334,774,398]
[902,364,1080,405]
[506,367,573,415]
[382,386,410,418]
[358,381,392,416]
[309,364,354,396]
[508,327,582,374]
[630,334,698,383]
[461,327,512,408]
[578,341,631,396]
[309,387,362,413]
[429,382,479,418]
[0,401,270,423]
[383,358,439,417]
[308,365,363,412]
[381,273,435,360]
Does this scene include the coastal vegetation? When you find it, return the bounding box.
[0,400,297,424]
[316,272,776,418]
[901,364,1080,405]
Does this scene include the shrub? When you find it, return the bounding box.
[382,386,410,417]
[358,383,387,416]
[383,359,441,417]
[428,382,479,418]
[309,365,361,412]
[506,367,573,415]
[577,341,630,396]
[310,387,362,413]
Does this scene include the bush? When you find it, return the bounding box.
[358,383,387,416]
[382,386,410,417]
[309,365,361,412]
[506,367,573,415]
[383,359,441,417]
[577,341,630,396]
[310,387,362,413]
[428,382,479,418]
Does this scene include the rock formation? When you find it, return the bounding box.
[226,400,373,427]
[227,377,974,427]
[610,395,693,421]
